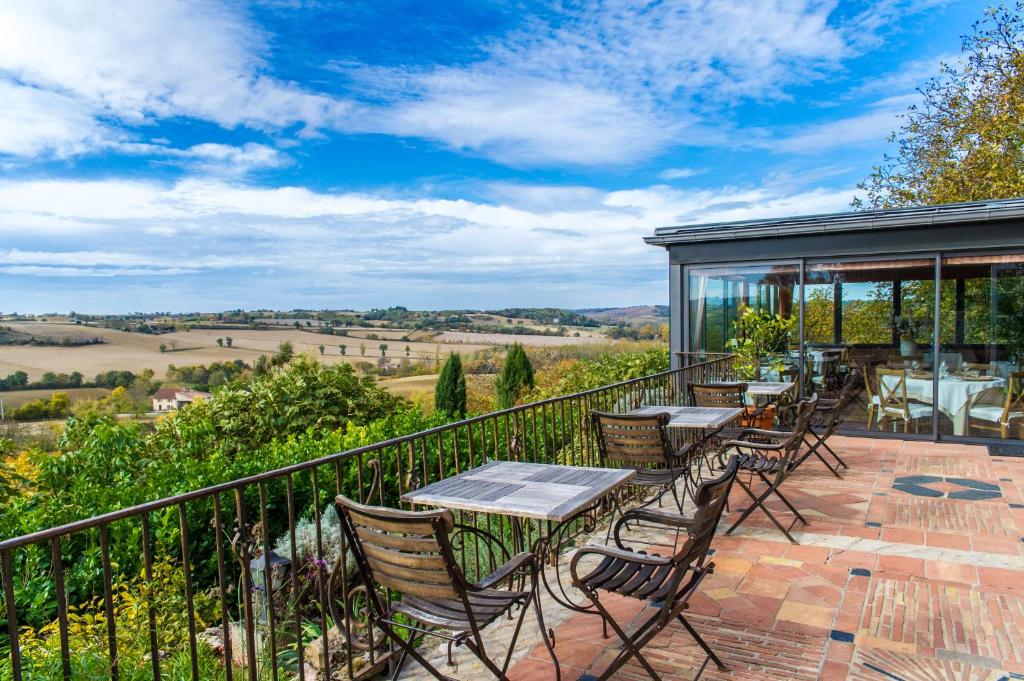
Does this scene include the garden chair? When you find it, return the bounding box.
[717,396,818,543]
[813,349,843,396]
[688,381,762,434]
[967,371,1024,438]
[784,371,857,477]
[569,455,739,681]
[591,410,697,540]
[335,495,558,681]
[876,368,932,433]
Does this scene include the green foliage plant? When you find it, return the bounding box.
[434,353,467,417]
[726,305,796,381]
[495,343,534,409]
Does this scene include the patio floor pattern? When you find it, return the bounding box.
[502,436,1024,680]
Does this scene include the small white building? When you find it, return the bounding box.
[152,388,212,412]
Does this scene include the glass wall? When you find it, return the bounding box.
[804,258,935,432]
[937,253,1024,439]
[684,251,1024,442]
[687,263,799,355]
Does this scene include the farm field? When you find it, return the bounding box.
[377,374,439,398]
[0,322,612,382]
[0,387,110,409]
[435,330,605,345]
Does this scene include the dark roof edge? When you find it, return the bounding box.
[644,197,1024,246]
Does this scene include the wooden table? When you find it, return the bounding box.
[403,461,635,614]
[631,405,743,429]
[736,381,795,397]
[402,461,635,522]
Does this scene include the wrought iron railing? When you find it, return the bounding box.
[0,354,734,681]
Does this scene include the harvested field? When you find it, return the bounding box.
[0,321,499,378]
[435,331,606,346]
[0,387,110,409]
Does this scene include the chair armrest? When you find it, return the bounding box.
[618,508,694,530]
[719,438,784,452]
[735,427,790,440]
[475,551,535,589]
[570,545,671,586]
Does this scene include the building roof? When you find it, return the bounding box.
[644,197,1024,247]
[152,387,178,399]
[176,389,212,400]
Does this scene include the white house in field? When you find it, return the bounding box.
[152,388,212,412]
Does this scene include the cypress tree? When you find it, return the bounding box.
[435,353,467,417]
[495,343,534,409]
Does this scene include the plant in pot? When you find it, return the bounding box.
[888,314,929,356]
[726,306,796,427]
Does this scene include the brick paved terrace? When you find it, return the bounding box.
[414,435,1024,681]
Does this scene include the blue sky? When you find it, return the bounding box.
[0,0,989,313]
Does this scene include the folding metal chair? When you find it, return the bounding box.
[718,396,818,543]
[336,495,559,680]
[781,370,857,477]
[570,455,739,681]
[591,410,697,541]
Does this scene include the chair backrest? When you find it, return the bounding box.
[965,362,992,375]
[336,495,464,613]
[659,455,739,621]
[1002,372,1024,424]
[591,411,674,470]
[817,370,859,433]
[672,454,738,567]
[784,396,819,460]
[689,382,747,409]
[876,368,909,416]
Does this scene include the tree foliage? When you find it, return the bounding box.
[495,343,535,409]
[857,3,1024,208]
[434,353,467,417]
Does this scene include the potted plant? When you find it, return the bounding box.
[726,306,796,427]
[888,314,929,356]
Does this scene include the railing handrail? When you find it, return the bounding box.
[0,356,731,552]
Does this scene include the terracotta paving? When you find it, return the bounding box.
[502,436,1024,680]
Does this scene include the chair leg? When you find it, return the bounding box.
[389,626,415,680]
[758,472,807,525]
[726,477,799,543]
[586,597,663,681]
[381,623,458,681]
[820,440,848,469]
[675,613,727,672]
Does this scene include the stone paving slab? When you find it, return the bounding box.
[394,436,1024,680]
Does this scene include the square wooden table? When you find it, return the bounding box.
[402,461,635,522]
[630,405,743,429]
[403,462,636,613]
[742,381,795,397]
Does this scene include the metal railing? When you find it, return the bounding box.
[0,354,734,681]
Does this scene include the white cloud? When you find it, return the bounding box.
[0,0,951,168]
[0,0,346,161]
[118,141,291,173]
[773,107,902,153]
[339,0,853,165]
[0,176,856,310]
[659,167,706,180]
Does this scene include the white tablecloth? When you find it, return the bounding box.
[879,374,1005,435]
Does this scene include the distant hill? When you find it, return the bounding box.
[578,306,669,325]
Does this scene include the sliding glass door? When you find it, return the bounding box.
[937,253,1024,441]
[804,257,936,433]
[684,251,1024,442]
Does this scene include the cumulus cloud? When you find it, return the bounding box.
[0,0,935,168]
[0,0,345,163]
[0,177,855,311]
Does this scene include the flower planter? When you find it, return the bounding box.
[745,404,777,429]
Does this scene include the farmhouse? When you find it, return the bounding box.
[151,387,212,412]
